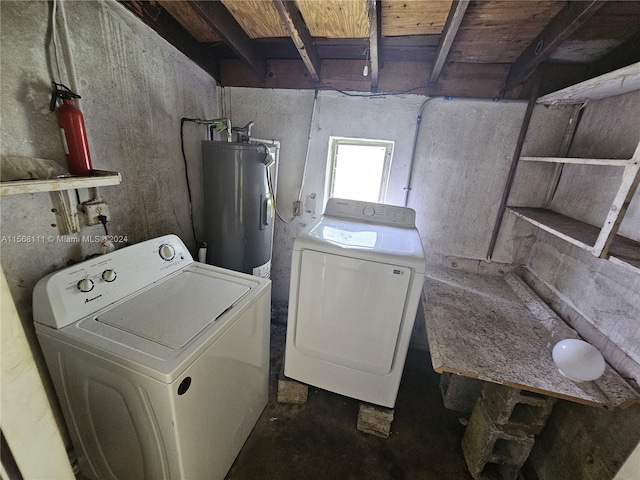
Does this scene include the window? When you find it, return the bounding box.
[325,137,394,203]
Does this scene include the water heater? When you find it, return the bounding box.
[202,140,274,278]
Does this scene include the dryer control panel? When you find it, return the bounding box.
[324,198,416,228]
[33,235,193,329]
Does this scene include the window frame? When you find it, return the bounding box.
[325,136,395,204]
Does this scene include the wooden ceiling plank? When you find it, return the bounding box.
[367,0,380,91]
[221,0,288,39]
[157,0,220,42]
[273,0,322,82]
[504,0,606,91]
[119,1,220,81]
[429,0,470,86]
[566,1,640,42]
[296,0,369,38]
[190,1,267,80]
[587,33,640,79]
[448,2,566,64]
[382,0,453,36]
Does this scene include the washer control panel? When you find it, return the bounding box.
[159,243,176,261]
[33,234,193,329]
[77,278,95,293]
[324,198,416,228]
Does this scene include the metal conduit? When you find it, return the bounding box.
[404,95,525,207]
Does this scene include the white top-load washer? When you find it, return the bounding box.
[32,235,270,480]
[285,198,426,408]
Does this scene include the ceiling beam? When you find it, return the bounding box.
[429,0,470,86]
[272,0,321,82]
[504,0,606,92]
[119,1,220,81]
[367,0,381,91]
[215,36,439,62]
[220,59,519,99]
[189,1,267,81]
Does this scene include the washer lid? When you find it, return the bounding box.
[96,270,250,349]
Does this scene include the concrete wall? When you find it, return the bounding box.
[519,90,640,479]
[0,0,218,455]
[225,88,572,305]
[408,98,572,264]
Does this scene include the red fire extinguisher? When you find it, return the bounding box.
[50,82,93,176]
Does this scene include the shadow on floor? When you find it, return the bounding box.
[226,324,473,480]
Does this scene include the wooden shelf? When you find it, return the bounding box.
[508,207,640,273]
[509,63,640,275]
[537,62,640,105]
[0,170,121,196]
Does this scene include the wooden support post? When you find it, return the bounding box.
[486,75,541,261]
[367,0,381,92]
[543,104,583,208]
[592,143,640,257]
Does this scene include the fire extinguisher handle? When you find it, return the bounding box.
[49,85,59,112]
[50,82,81,111]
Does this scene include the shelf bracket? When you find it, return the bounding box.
[51,189,80,235]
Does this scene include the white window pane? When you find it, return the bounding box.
[332,144,388,202]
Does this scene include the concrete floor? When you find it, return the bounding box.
[225,324,474,480]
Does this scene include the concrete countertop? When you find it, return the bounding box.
[421,267,640,409]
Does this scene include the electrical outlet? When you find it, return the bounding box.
[83,201,110,226]
[293,200,302,216]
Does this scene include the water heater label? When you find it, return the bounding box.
[253,260,271,279]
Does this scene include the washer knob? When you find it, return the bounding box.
[77,278,94,293]
[102,269,117,282]
[363,206,376,217]
[159,244,175,261]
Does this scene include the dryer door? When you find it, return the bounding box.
[294,250,411,376]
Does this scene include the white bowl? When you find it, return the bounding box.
[552,339,605,382]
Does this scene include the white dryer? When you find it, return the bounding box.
[285,198,426,408]
[33,235,270,480]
